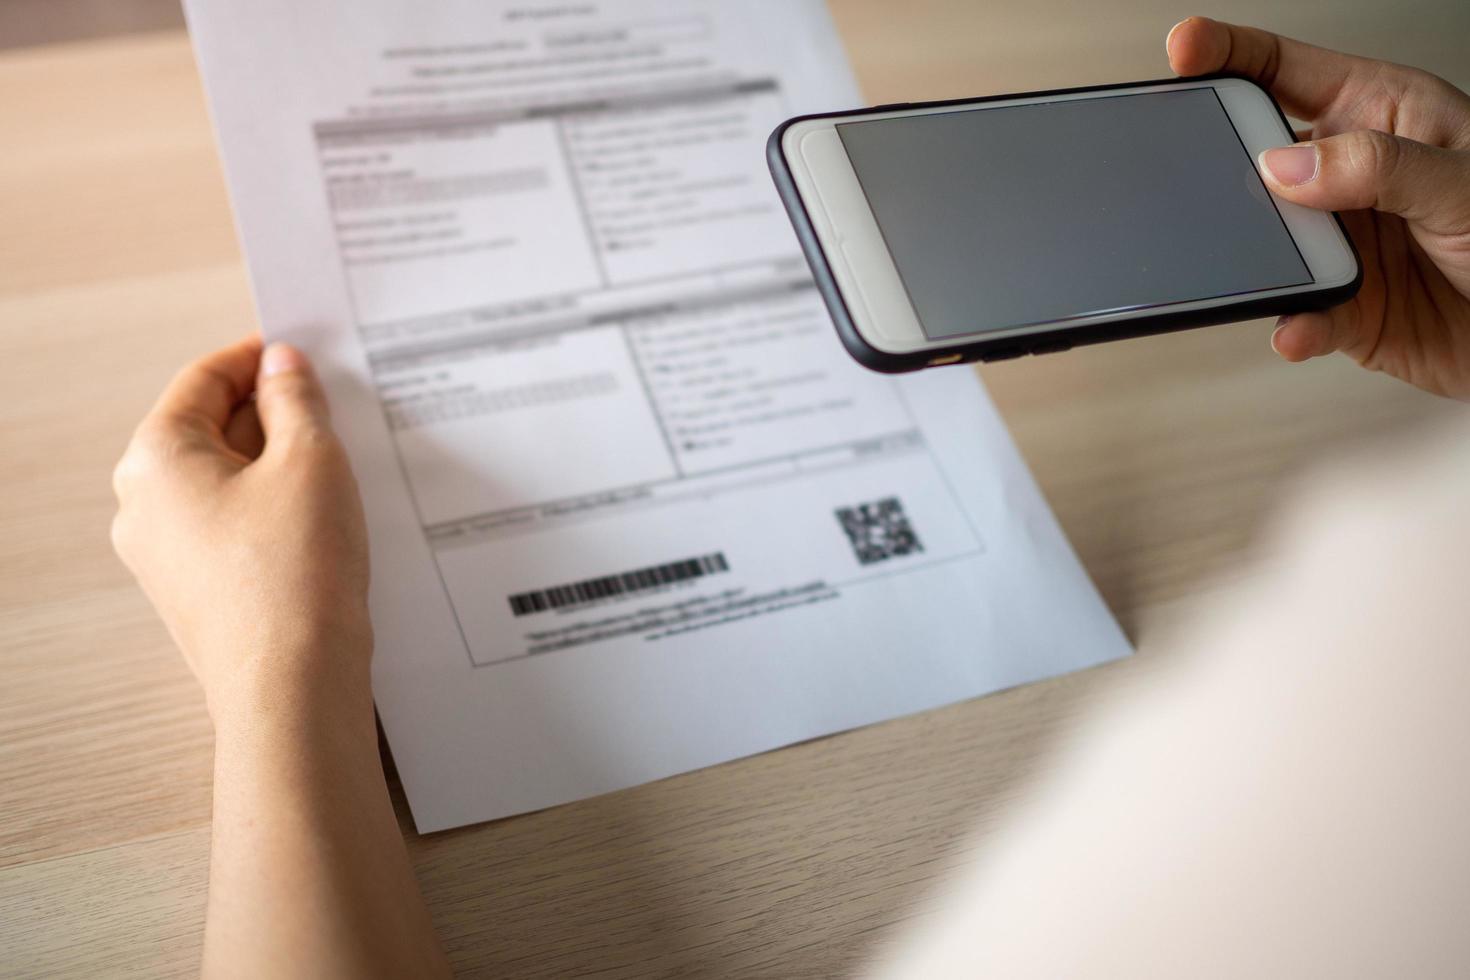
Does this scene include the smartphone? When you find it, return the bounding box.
[768,76,1361,372]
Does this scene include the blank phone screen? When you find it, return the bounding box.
[835,88,1311,340]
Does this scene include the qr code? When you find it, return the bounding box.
[835,497,923,566]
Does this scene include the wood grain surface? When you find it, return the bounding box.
[2,1,1466,976]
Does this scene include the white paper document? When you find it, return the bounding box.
[185,0,1130,832]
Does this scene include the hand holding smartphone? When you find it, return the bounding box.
[769,75,1361,372]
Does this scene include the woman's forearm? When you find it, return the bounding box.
[202,652,451,980]
[110,341,449,976]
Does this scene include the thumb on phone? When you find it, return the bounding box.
[1257,132,1470,229]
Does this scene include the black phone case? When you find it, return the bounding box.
[766,75,1363,374]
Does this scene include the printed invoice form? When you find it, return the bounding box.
[185,0,1130,832]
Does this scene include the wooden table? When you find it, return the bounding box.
[3,2,1465,976]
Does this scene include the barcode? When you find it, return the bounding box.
[508,552,730,617]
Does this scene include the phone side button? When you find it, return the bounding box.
[869,102,913,111]
[981,346,1026,361]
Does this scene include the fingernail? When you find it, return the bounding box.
[1270,316,1291,354]
[261,342,307,378]
[1165,20,1186,59]
[1260,145,1319,187]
